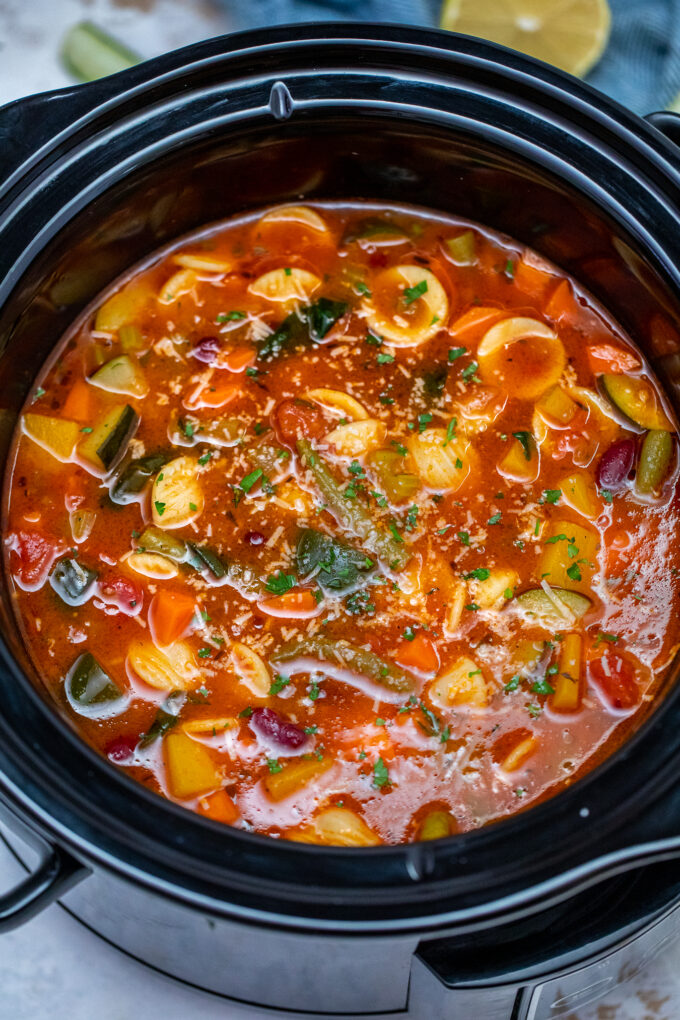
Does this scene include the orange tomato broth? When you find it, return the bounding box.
[4,202,680,847]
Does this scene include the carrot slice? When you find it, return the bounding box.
[586,344,640,374]
[543,279,581,324]
[512,259,556,299]
[394,632,440,673]
[258,588,321,618]
[219,346,256,373]
[197,789,239,824]
[148,590,196,646]
[184,375,240,410]
[449,305,503,340]
[61,379,94,423]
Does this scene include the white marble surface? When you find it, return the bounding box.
[1,1,680,1018]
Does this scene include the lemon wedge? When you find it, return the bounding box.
[440,0,611,78]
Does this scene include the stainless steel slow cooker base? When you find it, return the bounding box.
[4,819,680,1019]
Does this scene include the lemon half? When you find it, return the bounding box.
[441,0,612,78]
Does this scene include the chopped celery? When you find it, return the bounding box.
[636,430,673,494]
[79,404,139,473]
[445,231,476,265]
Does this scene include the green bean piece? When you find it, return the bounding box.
[272,634,416,695]
[186,542,228,580]
[636,430,673,494]
[296,440,411,570]
[137,526,187,563]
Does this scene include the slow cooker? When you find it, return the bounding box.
[3,23,680,1019]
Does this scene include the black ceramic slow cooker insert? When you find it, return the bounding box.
[3,24,680,1019]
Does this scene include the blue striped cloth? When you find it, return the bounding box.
[226,0,680,114]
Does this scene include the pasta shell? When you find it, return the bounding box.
[248,268,321,313]
[430,657,490,709]
[407,428,475,491]
[363,265,448,347]
[304,388,369,421]
[293,807,380,846]
[126,551,179,580]
[172,252,232,273]
[324,419,387,456]
[127,640,200,691]
[182,716,238,735]
[157,269,197,305]
[152,457,204,529]
[477,317,565,400]
[259,205,329,233]
[230,642,270,697]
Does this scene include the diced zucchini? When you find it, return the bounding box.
[139,692,184,747]
[111,451,169,504]
[515,588,591,628]
[49,558,97,606]
[22,413,80,462]
[600,373,672,431]
[186,542,228,579]
[445,230,476,265]
[264,757,333,801]
[119,325,144,353]
[164,731,221,799]
[90,355,149,398]
[417,810,456,840]
[65,652,125,718]
[636,430,673,494]
[79,404,139,474]
[538,521,598,593]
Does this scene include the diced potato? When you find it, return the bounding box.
[152,456,203,529]
[172,252,232,272]
[264,757,333,802]
[304,388,369,421]
[127,551,179,579]
[477,317,565,400]
[536,385,578,425]
[550,633,582,712]
[444,231,476,265]
[363,265,449,347]
[407,428,475,491]
[325,419,386,456]
[164,732,221,799]
[559,471,600,520]
[514,587,591,628]
[510,638,546,677]
[230,642,270,698]
[127,640,200,691]
[417,809,456,840]
[89,355,149,398]
[430,657,490,709]
[94,279,153,332]
[470,567,519,609]
[248,267,321,313]
[70,509,96,543]
[501,735,538,772]
[157,268,197,305]
[22,413,79,462]
[444,577,467,637]
[259,205,330,233]
[498,434,539,482]
[293,807,380,846]
[538,520,599,593]
[182,716,237,735]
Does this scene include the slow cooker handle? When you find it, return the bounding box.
[0,844,87,933]
[645,110,680,153]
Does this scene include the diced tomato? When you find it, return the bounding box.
[149,590,196,646]
[97,575,143,616]
[586,344,640,374]
[588,653,640,711]
[394,632,440,674]
[272,399,327,446]
[8,529,64,592]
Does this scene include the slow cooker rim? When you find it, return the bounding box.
[2,24,680,934]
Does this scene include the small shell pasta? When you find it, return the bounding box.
[127,640,200,691]
[407,428,475,491]
[363,265,448,347]
[127,551,179,579]
[293,807,380,846]
[157,269,197,305]
[477,317,565,400]
[259,205,329,233]
[230,642,270,697]
[152,457,204,529]
[304,388,369,421]
[172,252,233,273]
[324,419,386,456]
[248,267,321,313]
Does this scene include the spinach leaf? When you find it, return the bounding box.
[296,528,374,593]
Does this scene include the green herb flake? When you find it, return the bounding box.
[566,563,582,582]
[601,488,613,504]
[462,361,480,383]
[372,756,391,788]
[265,571,296,595]
[216,310,246,322]
[464,567,490,581]
[488,511,502,525]
[504,674,521,692]
[377,352,395,365]
[448,346,467,362]
[403,280,428,305]
[198,451,212,466]
[197,648,211,658]
[389,521,404,543]
[542,489,561,504]
[269,674,290,695]
[532,678,555,695]
[267,759,283,774]
[443,417,457,447]
[239,468,263,492]
[512,431,533,461]
[154,501,166,516]
[458,530,471,546]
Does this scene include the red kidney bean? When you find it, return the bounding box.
[597,438,636,490]
[190,336,222,364]
[249,707,308,750]
[244,530,265,546]
[105,734,138,764]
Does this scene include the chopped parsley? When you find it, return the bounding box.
[443,417,457,447]
[566,563,582,582]
[388,521,404,543]
[504,674,521,692]
[464,567,490,581]
[487,511,502,525]
[448,346,466,362]
[239,468,263,492]
[216,310,246,322]
[377,352,395,365]
[268,674,290,696]
[372,756,391,788]
[405,504,419,532]
[541,488,561,504]
[154,501,166,516]
[265,571,296,595]
[458,530,471,546]
[267,759,283,774]
[512,431,533,461]
[403,279,428,305]
[461,361,480,383]
[198,451,212,466]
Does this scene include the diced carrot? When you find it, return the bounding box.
[544,279,580,325]
[149,590,196,646]
[550,634,582,712]
[588,653,640,711]
[220,346,256,373]
[258,588,321,618]
[196,789,239,824]
[61,379,94,423]
[501,735,538,772]
[448,305,503,341]
[184,375,240,410]
[394,632,440,674]
[513,259,556,300]
[586,343,640,374]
